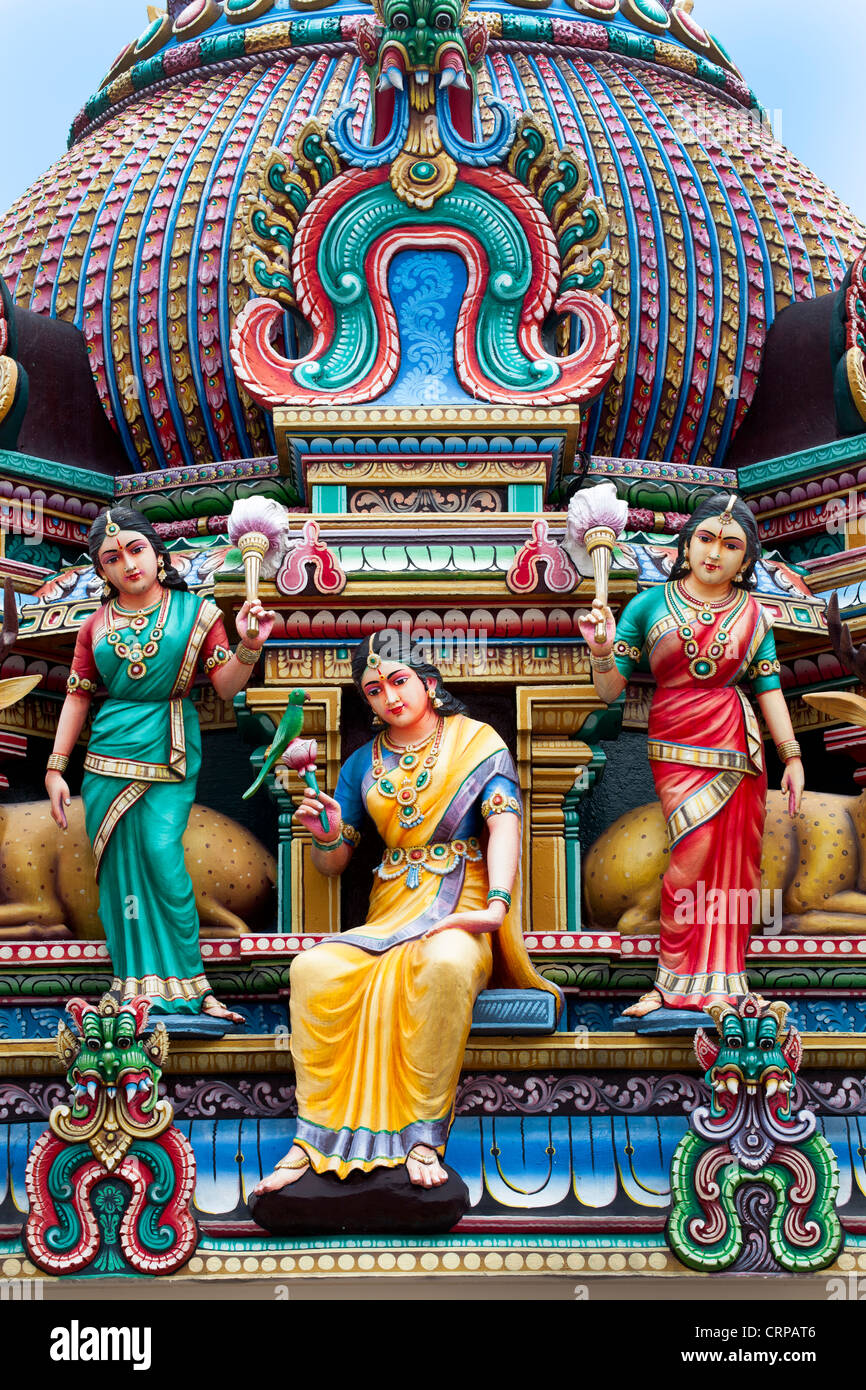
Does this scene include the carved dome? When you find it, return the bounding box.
[1,0,862,471]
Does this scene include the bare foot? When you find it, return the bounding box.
[406,1145,448,1188]
[202,996,245,1024]
[621,990,664,1018]
[252,1146,310,1195]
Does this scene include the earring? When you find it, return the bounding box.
[158,557,167,583]
[733,570,743,585]
[432,695,443,709]
[371,713,384,727]
[101,581,112,599]
[682,556,691,572]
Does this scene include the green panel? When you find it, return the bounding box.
[311,484,348,513]
[507,483,543,512]
[0,449,116,498]
[738,435,866,492]
[290,16,343,44]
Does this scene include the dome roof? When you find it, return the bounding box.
[0,0,862,472]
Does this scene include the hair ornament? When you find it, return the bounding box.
[718,494,737,528]
[104,510,120,538]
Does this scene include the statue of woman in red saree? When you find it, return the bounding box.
[579,493,805,1017]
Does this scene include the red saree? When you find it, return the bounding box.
[614,580,780,1009]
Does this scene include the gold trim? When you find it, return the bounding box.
[92,781,148,876]
[656,966,750,997]
[647,741,747,772]
[307,459,548,486]
[4,1033,866,1075]
[111,971,210,1003]
[666,769,743,847]
[84,751,177,781]
[481,794,522,817]
[171,600,221,698]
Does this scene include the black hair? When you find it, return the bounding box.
[350,630,468,722]
[670,493,761,590]
[88,505,189,603]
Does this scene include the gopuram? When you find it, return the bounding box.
[0,0,865,1292]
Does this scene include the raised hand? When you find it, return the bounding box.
[236,598,277,648]
[576,601,615,654]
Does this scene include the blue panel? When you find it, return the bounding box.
[820,1115,856,1209]
[479,1116,573,1210]
[378,251,474,406]
[249,1120,297,1189]
[613,1115,687,1209]
[571,1117,619,1209]
[187,1118,242,1216]
[8,1123,38,1216]
[443,1118,485,1206]
[471,988,557,1035]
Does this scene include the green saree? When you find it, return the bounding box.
[79,588,227,1014]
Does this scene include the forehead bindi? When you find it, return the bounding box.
[97,530,148,561]
[695,520,747,547]
[363,662,413,690]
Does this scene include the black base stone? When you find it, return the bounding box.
[248,1163,470,1236]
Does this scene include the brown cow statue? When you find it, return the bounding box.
[0,798,276,940]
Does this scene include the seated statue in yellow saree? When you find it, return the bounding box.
[254,630,560,1194]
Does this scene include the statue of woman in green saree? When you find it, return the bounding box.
[45,505,276,1019]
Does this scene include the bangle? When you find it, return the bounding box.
[776,739,801,763]
[312,833,343,851]
[487,888,512,908]
[235,642,260,666]
[47,753,69,773]
[590,652,616,672]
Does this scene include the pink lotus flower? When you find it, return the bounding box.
[281,739,330,834]
[281,738,318,775]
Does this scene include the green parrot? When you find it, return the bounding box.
[242,688,307,800]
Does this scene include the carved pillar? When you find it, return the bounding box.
[562,749,606,934]
[516,686,608,934]
[245,685,343,933]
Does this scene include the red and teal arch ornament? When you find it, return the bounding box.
[230,0,620,412]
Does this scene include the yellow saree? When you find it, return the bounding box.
[289,714,556,1177]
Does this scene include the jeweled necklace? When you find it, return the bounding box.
[105,591,170,681]
[372,716,445,829]
[670,581,747,680]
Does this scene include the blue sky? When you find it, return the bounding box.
[0,0,864,219]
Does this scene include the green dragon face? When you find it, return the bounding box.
[380,0,467,71]
[696,995,798,1109]
[60,996,164,1120]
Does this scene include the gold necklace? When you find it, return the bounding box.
[676,579,737,613]
[382,721,439,755]
[372,716,445,829]
[105,591,170,680]
[670,582,747,680]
